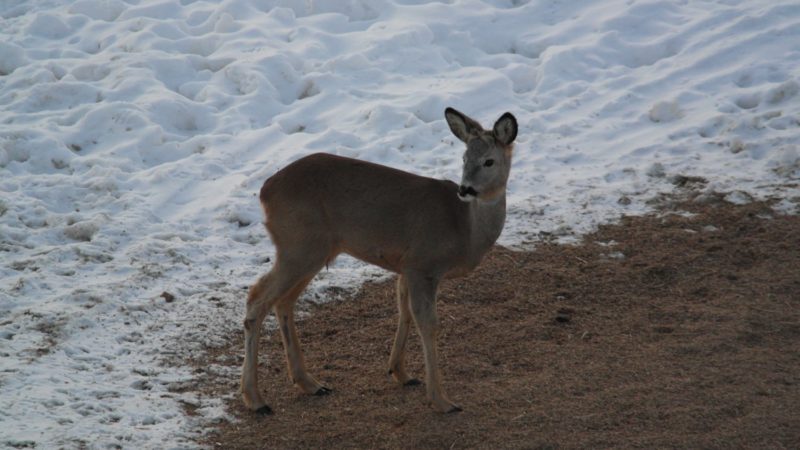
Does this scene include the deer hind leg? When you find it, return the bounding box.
[406,271,462,413]
[388,275,420,386]
[274,277,332,396]
[241,249,329,413]
[241,269,289,414]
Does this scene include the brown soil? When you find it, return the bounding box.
[193,197,800,449]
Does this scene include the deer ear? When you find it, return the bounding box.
[445,107,482,143]
[493,112,517,145]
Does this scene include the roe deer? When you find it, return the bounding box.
[241,107,518,414]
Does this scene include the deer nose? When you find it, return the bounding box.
[458,185,478,197]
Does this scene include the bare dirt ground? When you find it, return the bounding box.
[191,195,800,449]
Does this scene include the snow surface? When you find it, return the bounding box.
[1,0,799,447]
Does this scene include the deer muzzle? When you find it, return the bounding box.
[457,185,478,201]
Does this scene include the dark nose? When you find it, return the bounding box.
[458,185,478,197]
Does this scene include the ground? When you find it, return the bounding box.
[191,195,800,449]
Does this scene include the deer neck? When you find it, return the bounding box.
[466,191,506,259]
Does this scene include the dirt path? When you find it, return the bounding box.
[192,198,800,449]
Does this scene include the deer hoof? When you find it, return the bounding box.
[403,378,422,387]
[314,386,333,396]
[255,405,273,415]
[433,401,462,413]
[446,404,463,413]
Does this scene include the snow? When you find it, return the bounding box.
[1,0,798,447]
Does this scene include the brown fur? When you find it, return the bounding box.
[240,108,518,414]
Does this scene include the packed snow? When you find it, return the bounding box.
[1,0,798,447]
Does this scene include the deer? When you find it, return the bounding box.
[241,107,518,414]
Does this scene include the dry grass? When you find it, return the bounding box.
[191,198,800,449]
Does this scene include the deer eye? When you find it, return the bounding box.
[484,159,494,167]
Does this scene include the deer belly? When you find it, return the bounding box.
[342,245,405,273]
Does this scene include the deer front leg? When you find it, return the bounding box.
[406,271,462,413]
[388,275,421,386]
